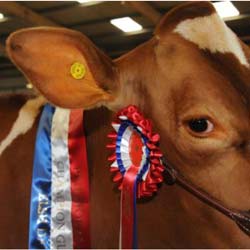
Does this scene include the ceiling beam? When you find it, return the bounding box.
[240,35,250,43]
[0,1,60,27]
[0,1,61,58]
[124,1,162,25]
[0,43,7,57]
[224,14,250,23]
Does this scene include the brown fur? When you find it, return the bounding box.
[2,1,250,248]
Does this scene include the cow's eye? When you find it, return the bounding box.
[187,118,214,134]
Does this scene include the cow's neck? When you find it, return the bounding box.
[0,94,41,248]
[1,97,249,248]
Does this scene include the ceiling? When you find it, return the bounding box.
[0,1,250,93]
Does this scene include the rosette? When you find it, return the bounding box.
[107,105,165,249]
[107,105,164,197]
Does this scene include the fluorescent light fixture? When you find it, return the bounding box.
[77,0,91,3]
[110,17,143,33]
[77,0,99,3]
[213,1,239,19]
[77,0,102,7]
[26,83,33,89]
[0,13,8,23]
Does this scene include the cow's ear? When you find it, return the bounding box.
[155,1,216,38]
[6,27,118,108]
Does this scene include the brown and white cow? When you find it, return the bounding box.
[1,1,250,248]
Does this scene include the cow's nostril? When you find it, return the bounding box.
[10,42,22,52]
[239,141,247,149]
[236,140,250,152]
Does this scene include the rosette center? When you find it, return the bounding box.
[129,131,144,168]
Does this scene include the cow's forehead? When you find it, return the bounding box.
[173,13,249,68]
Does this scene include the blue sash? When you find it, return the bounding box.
[29,104,55,249]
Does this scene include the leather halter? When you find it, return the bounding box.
[161,157,250,236]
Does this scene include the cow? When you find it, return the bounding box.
[1,1,250,248]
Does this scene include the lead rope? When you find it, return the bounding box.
[161,157,250,236]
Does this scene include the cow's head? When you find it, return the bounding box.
[6,1,250,244]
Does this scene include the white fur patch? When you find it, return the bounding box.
[0,95,46,156]
[174,13,249,67]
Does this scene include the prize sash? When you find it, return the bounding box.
[29,104,90,249]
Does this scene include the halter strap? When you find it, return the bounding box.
[162,158,250,236]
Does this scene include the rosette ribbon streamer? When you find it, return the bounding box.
[107,105,165,249]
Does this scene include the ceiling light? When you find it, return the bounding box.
[110,17,142,33]
[77,0,91,3]
[77,0,102,7]
[0,13,8,23]
[213,1,239,19]
[26,83,33,89]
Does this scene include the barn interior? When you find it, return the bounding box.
[0,1,250,94]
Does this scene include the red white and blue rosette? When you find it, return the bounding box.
[107,105,164,249]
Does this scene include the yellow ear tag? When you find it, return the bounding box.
[70,62,86,80]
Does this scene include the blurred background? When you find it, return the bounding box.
[0,1,249,93]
